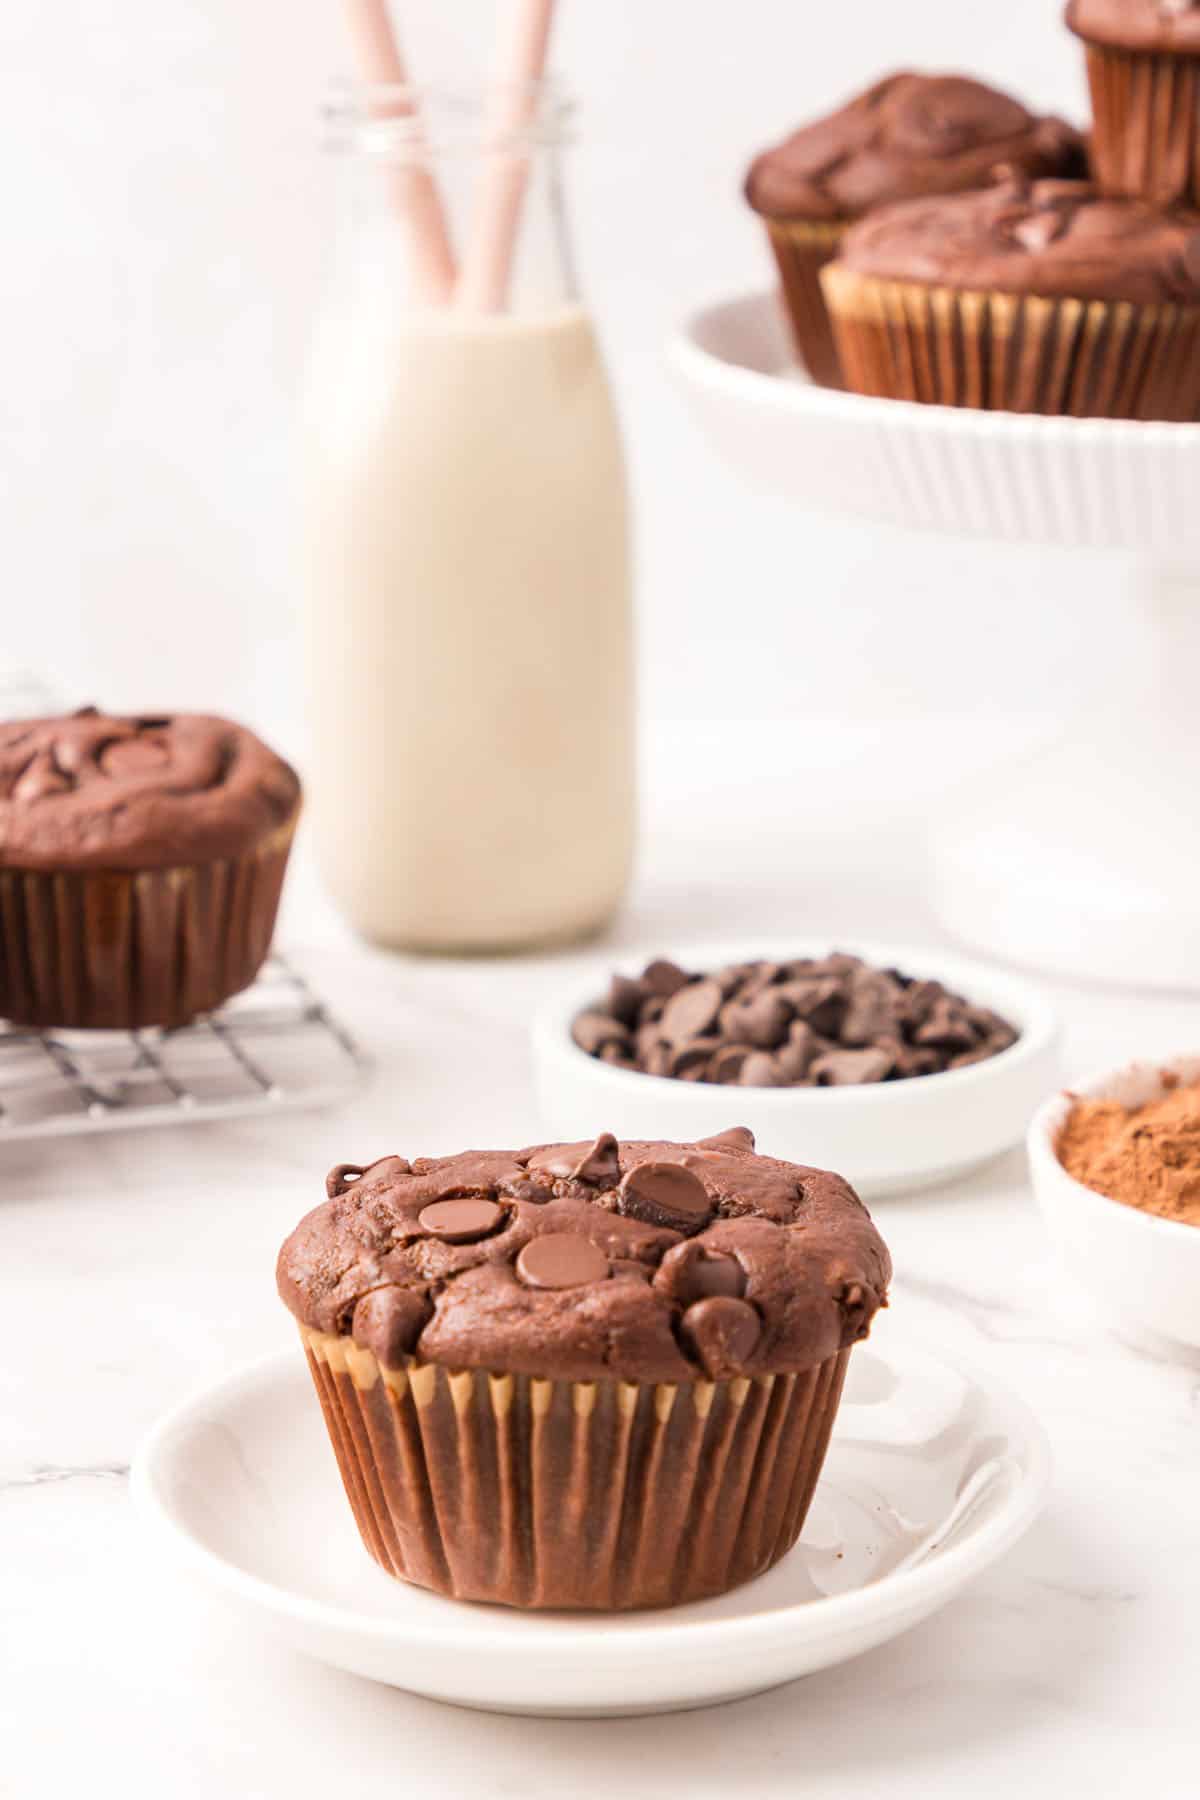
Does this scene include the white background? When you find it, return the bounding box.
[6,12,1200,1792]
[0,0,1150,753]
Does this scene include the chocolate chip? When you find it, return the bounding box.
[774,1019,816,1080]
[739,1051,783,1086]
[900,980,944,1028]
[418,1197,504,1243]
[571,953,1018,1089]
[811,1047,893,1085]
[352,1285,430,1366]
[327,1162,364,1197]
[669,1038,720,1080]
[572,1132,621,1182]
[660,977,723,1044]
[962,1005,1018,1051]
[840,972,899,1047]
[836,1280,872,1341]
[607,974,646,1027]
[326,1157,411,1198]
[572,1012,630,1056]
[641,959,691,999]
[618,1161,712,1232]
[528,1137,620,1182]
[914,1001,977,1052]
[803,953,862,977]
[369,1155,413,1182]
[681,1296,761,1377]
[635,1021,668,1061]
[885,1038,939,1078]
[777,977,846,1036]
[676,1249,747,1302]
[516,1233,609,1289]
[695,1126,756,1153]
[713,963,754,996]
[739,961,786,993]
[720,989,792,1049]
[708,1044,753,1083]
[949,1045,999,1069]
[501,1176,554,1203]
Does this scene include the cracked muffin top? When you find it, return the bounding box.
[0,708,300,872]
[837,177,1200,304]
[745,72,1085,224]
[276,1127,891,1384]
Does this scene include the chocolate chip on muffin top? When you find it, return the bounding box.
[1066,0,1200,54]
[745,72,1085,223]
[0,708,300,871]
[276,1128,891,1384]
[837,177,1200,304]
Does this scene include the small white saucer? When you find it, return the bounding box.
[532,938,1060,1198]
[132,1330,1049,1717]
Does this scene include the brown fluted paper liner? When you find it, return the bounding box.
[0,821,295,1029]
[822,264,1200,420]
[764,219,847,389]
[303,1327,851,1612]
[1082,41,1200,208]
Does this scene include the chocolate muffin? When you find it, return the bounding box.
[822,176,1200,417]
[744,72,1086,386]
[277,1126,891,1612]
[1068,1,1200,206]
[0,708,300,1028]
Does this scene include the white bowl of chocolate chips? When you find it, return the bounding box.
[534,940,1060,1198]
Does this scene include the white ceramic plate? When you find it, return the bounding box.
[132,1330,1049,1718]
[670,289,1200,552]
[532,938,1060,1198]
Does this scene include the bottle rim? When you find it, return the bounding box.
[322,80,576,157]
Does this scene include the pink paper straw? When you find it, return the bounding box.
[343,0,457,305]
[456,0,559,312]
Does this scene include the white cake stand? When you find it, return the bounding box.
[671,291,1200,992]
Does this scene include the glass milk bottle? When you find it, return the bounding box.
[302,84,635,951]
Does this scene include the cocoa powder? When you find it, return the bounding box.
[1057,1075,1200,1226]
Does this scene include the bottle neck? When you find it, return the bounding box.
[327,84,579,317]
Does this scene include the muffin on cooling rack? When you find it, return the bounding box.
[1068,0,1200,207]
[744,71,1086,386]
[0,708,300,1029]
[822,176,1200,418]
[277,1125,891,1612]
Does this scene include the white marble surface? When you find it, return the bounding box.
[4,722,1199,1798]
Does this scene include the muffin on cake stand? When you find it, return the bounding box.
[670,288,1200,992]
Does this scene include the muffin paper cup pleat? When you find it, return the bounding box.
[303,1328,850,1612]
[1083,41,1200,208]
[765,219,847,389]
[0,822,294,1029]
[821,265,1200,422]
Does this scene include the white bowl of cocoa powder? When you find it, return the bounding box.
[1028,1056,1200,1353]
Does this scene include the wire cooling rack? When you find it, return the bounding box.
[0,665,367,1139]
[0,957,367,1141]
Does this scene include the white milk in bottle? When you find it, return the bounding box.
[303,86,634,951]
